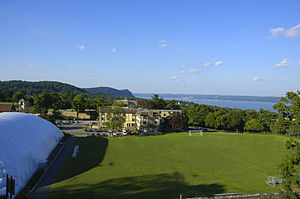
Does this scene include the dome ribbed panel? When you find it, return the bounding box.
[0,112,64,197]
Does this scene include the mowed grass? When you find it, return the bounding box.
[46,132,290,199]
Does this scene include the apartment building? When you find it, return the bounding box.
[99,107,181,132]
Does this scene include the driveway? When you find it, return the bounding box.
[29,137,77,199]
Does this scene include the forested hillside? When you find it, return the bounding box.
[0,80,84,95]
[84,87,134,98]
[0,80,135,98]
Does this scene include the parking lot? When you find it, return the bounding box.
[57,120,97,137]
[57,120,163,137]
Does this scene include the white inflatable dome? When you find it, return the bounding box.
[0,112,64,197]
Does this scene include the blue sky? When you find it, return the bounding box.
[0,0,299,96]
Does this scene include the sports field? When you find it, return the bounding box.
[46,132,289,199]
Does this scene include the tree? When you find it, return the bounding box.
[12,90,25,102]
[257,108,278,132]
[165,100,180,110]
[205,111,226,129]
[61,92,74,109]
[151,94,166,109]
[137,98,154,109]
[93,98,106,107]
[245,119,264,133]
[188,104,213,127]
[270,113,290,134]
[167,112,188,130]
[72,94,86,119]
[34,93,62,114]
[112,100,126,107]
[273,91,300,135]
[0,90,13,102]
[279,139,300,199]
[105,106,126,132]
[226,110,245,132]
[215,114,228,130]
[244,109,258,122]
[287,123,300,135]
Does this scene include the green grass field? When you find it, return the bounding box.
[46,132,290,199]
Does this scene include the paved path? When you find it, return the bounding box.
[29,137,77,199]
[58,121,95,137]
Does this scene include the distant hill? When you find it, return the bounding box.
[84,87,134,98]
[0,80,135,98]
[0,80,85,95]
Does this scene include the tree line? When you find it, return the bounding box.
[138,92,300,135]
[1,88,299,135]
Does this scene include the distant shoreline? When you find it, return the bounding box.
[134,93,280,103]
[134,93,278,111]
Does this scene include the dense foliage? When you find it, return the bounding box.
[136,94,279,133]
[0,80,84,95]
[272,91,300,135]
[84,87,134,98]
[104,106,126,132]
[161,112,188,131]
[0,80,130,100]
[279,139,300,199]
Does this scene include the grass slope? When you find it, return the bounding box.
[46,133,289,199]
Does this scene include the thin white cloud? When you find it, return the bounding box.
[112,48,117,53]
[158,40,166,43]
[159,43,168,48]
[66,66,74,71]
[27,64,34,68]
[42,32,48,36]
[253,76,260,81]
[269,23,300,39]
[181,64,187,68]
[215,61,223,66]
[179,69,186,73]
[270,27,285,37]
[298,61,300,65]
[91,72,97,76]
[188,69,202,73]
[77,45,86,51]
[178,48,184,52]
[275,58,291,67]
[158,40,170,48]
[203,62,212,67]
[285,23,300,38]
[168,75,180,82]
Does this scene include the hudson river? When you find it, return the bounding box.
[134,94,277,111]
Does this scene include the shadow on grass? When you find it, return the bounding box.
[55,136,108,183]
[47,172,225,199]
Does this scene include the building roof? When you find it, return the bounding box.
[0,104,16,112]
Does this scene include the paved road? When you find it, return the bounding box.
[58,120,98,137]
[29,137,77,199]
